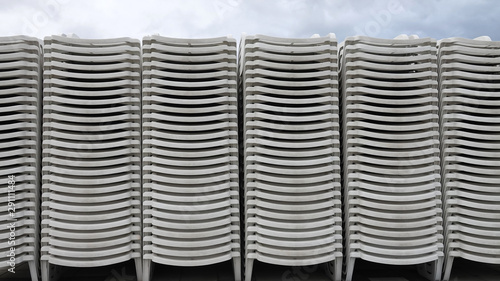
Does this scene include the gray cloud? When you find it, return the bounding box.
[0,0,498,42]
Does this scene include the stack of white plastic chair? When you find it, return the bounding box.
[142,35,241,281]
[438,36,500,281]
[340,35,444,281]
[41,35,142,281]
[0,36,41,281]
[240,34,343,281]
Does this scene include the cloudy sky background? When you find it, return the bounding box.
[1,0,499,42]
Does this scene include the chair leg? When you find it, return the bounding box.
[334,258,342,281]
[434,258,443,281]
[41,260,49,281]
[417,258,444,281]
[325,259,341,281]
[135,257,143,281]
[345,257,356,281]
[142,259,152,281]
[442,256,454,281]
[28,260,38,281]
[233,257,242,281]
[245,258,254,281]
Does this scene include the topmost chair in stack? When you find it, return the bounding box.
[142,35,241,281]
[240,34,343,281]
[438,36,500,281]
[340,35,443,281]
[41,35,142,281]
[0,35,41,281]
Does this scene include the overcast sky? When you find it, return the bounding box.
[1,0,499,43]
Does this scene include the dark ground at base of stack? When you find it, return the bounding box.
[1,258,499,281]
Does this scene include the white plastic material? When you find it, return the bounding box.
[394,34,409,40]
[473,36,491,41]
[438,37,500,281]
[340,35,443,281]
[0,35,41,281]
[240,34,343,281]
[41,35,142,281]
[141,35,241,281]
